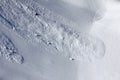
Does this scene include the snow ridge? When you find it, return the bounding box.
[0,32,24,64]
[0,0,105,61]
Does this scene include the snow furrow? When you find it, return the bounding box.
[0,0,105,61]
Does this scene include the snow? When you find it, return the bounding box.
[89,1,120,80]
[0,32,24,64]
[0,0,119,80]
[0,0,105,61]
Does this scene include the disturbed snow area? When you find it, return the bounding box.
[0,0,105,61]
[2,0,120,80]
[0,32,24,64]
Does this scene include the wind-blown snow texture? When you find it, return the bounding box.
[0,0,105,61]
[0,32,24,64]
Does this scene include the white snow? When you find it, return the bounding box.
[0,0,105,61]
[0,0,119,80]
[88,1,120,80]
[0,32,24,64]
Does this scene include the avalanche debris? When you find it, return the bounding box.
[0,0,105,61]
[0,32,24,64]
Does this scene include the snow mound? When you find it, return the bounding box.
[0,32,24,64]
[0,0,105,61]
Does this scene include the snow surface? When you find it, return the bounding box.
[0,0,105,61]
[0,0,119,80]
[0,32,24,64]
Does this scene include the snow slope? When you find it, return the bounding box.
[89,1,120,80]
[0,32,24,64]
[0,0,105,61]
[1,0,119,80]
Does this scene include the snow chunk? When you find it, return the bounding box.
[0,33,24,64]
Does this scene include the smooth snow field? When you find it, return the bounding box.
[0,0,120,80]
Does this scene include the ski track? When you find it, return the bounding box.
[0,0,105,61]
